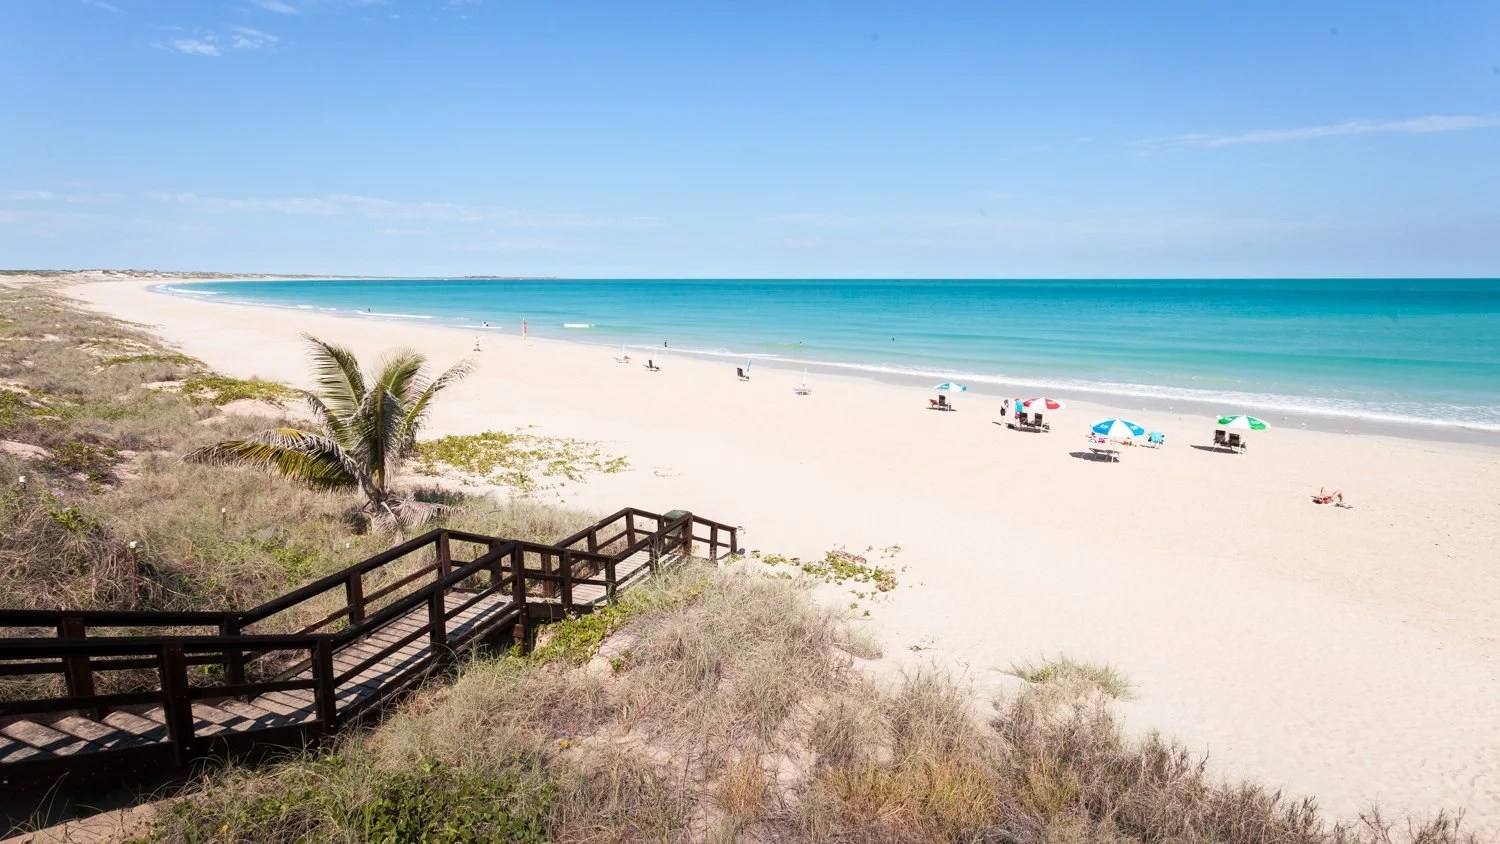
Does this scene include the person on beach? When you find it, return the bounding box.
[1313,488,1349,507]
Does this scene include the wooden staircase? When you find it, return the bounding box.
[0,508,737,792]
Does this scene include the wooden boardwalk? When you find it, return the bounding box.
[0,508,735,793]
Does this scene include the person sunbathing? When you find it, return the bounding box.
[1312,487,1349,506]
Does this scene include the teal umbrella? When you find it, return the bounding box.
[1217,415,1270,431]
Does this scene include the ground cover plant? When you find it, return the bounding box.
[414,428,630,496]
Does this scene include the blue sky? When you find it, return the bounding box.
[2,0,1497,277]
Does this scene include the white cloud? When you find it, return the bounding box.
[2,189,124,204]
[231,27,279,50]
[145,192,660,230]
[164,38,220,56]
[80,0,122,12]
[1140,114,1499,150]
[250,0,298,13]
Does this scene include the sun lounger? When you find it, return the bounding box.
[645,359,660,372]
[936,395,955,411]
[1227,432,1244,452]
[1147,431,1165,447]
[1213,429,1228,447]
[736,367,750,381]
[794,385,812,395]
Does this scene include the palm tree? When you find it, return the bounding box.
[189,334,472,533]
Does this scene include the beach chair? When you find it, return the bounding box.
[937,395,954,411]
[794,385,812,396]
[1226,432,1244,452]
[736,367,750,381]
[1147,431,1166,448]
[1213,429,1228,447]
[645,359,660,372]
[1033,413,1049,431]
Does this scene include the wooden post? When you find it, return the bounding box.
[559,549,574,609]
[710,524,720,559]
[586,531,598,555]
[540,549,556,599]
[605,554,618,604]
[221,617,245,691]
[435,531,452,580]
[58,616,100,718]
[729,526,739,556]
[649,536,661,574]
[487,540,505,594]
[625,512,636,545]
[427,588,450,667]
[160,643,195,766]
[312,638,337,733]
[510,544,529,651]
[345,570,366,626]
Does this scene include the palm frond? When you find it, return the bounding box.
[396,357,473,454]
[374,350,425,405]
[303,334,367,418]
[185,427,363,491]
[350,388,406,493]
[300,392,344,439]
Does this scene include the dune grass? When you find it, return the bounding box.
[137,562,1476,844]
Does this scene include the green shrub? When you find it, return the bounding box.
[414,430,628,494]
[180,375,297,407]
[159,756,554,844]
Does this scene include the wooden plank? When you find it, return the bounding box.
[243,693,305,718]
[1,720,96,757]
[50,715,149,750]
[0,735,42,762]
[218,699,310,728]
[102,710,167,742]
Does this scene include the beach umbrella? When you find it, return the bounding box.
[933,382,969,392]
[1090,418,1145,439]
[1022,397,1065,410]
[1217,415,1269,431]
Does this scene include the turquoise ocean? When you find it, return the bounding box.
[164,279,1500,433]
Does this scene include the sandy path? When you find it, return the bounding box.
[67,279,1500,832]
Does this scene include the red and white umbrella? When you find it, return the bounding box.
[1022,397,1065,411]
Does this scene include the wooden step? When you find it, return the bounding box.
[1,720,97,757]
[48,715,150,751]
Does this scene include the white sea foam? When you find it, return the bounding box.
[562,322,594,328]
[158,286,217,296]
[365,312,433,320]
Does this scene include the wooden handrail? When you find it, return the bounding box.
[237,529,443,626]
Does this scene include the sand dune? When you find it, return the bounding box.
[72,278,1500,832]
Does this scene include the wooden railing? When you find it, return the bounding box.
[0,507,738,789]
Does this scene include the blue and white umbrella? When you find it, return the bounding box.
[933,382,969,393]
[1090,418,1145,440]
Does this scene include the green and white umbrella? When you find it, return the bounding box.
[1217,415,1270,431]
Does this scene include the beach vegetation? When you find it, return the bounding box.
[187,335,472,533]
[754,548,899,593]
[179,373,297,406]
[414,429,629,495]
[139,564,1475,844]
[1008,655,1134,700]
[101,351,202,368]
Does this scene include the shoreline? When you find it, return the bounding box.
[151,278,1500,447]
[55,274,1500,833]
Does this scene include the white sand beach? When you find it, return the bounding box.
[69,278,1500,832]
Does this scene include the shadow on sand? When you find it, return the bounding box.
[1068,450,1117,463]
